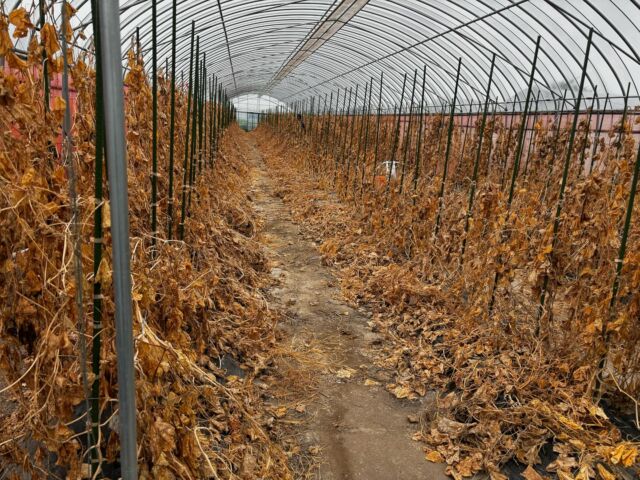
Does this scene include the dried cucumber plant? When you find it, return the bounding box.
[1,5,294,479]
[255,84,640,480]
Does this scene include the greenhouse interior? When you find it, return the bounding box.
[1,1,640,479]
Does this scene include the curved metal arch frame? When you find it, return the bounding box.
[30,0,640,112]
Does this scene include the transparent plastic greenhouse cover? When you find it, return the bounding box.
[16,0,640,111]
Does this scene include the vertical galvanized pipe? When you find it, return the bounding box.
[97,2,138,477]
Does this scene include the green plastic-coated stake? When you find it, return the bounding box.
[412,65,428,196]
[352,81,370,194]
[399,69,419,193]
[39,0,50,112]
[371,72,384,189]
[434,58,462,236]
[187,42,200,212]
[536,29,594,334]
[358,78,375,194]
[590,94,609,174]
[167,0,178,239]
[150,0,159,255]
[596,131,640,397]
[578,86,598,176]
[386,73,408,201]
[344,84,361,187]
[461,53,496,263]
[89,1,105,473]
[541,90,568,204]
[178,22,196,241]
[489,36,541,314]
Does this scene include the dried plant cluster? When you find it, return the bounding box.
[256,101,640,479]
[1,7,294,479]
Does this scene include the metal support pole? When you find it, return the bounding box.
[385,73,408,200]
[39,0,50,112]
[597,134,640,396]
[541,90,568,204]
[489,36,541,314]
[434,58,462,235]
[167,0,177,239]
[506,36,541,208]
[150,0,159,254]
[89,1,105,472]
[399,69,419,193]
[371,72,384,187]
[412,65,427,195]
[578,86,598,176]
[536,29,594,333]
[334,87,352,183]
[187,43,200,210]
[97,2,138,478]
[344,84,360,187]
[461,53,496,263]
[356,78,374,194]
[590,94,609,174]
[523,91,541,177]
[179,23,196,241]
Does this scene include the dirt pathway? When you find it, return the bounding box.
[242,132,449,480]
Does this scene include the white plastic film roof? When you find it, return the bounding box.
[15,0,640,110]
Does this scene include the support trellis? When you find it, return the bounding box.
[2,0,640,478]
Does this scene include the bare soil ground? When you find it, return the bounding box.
[242,132,449,480]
